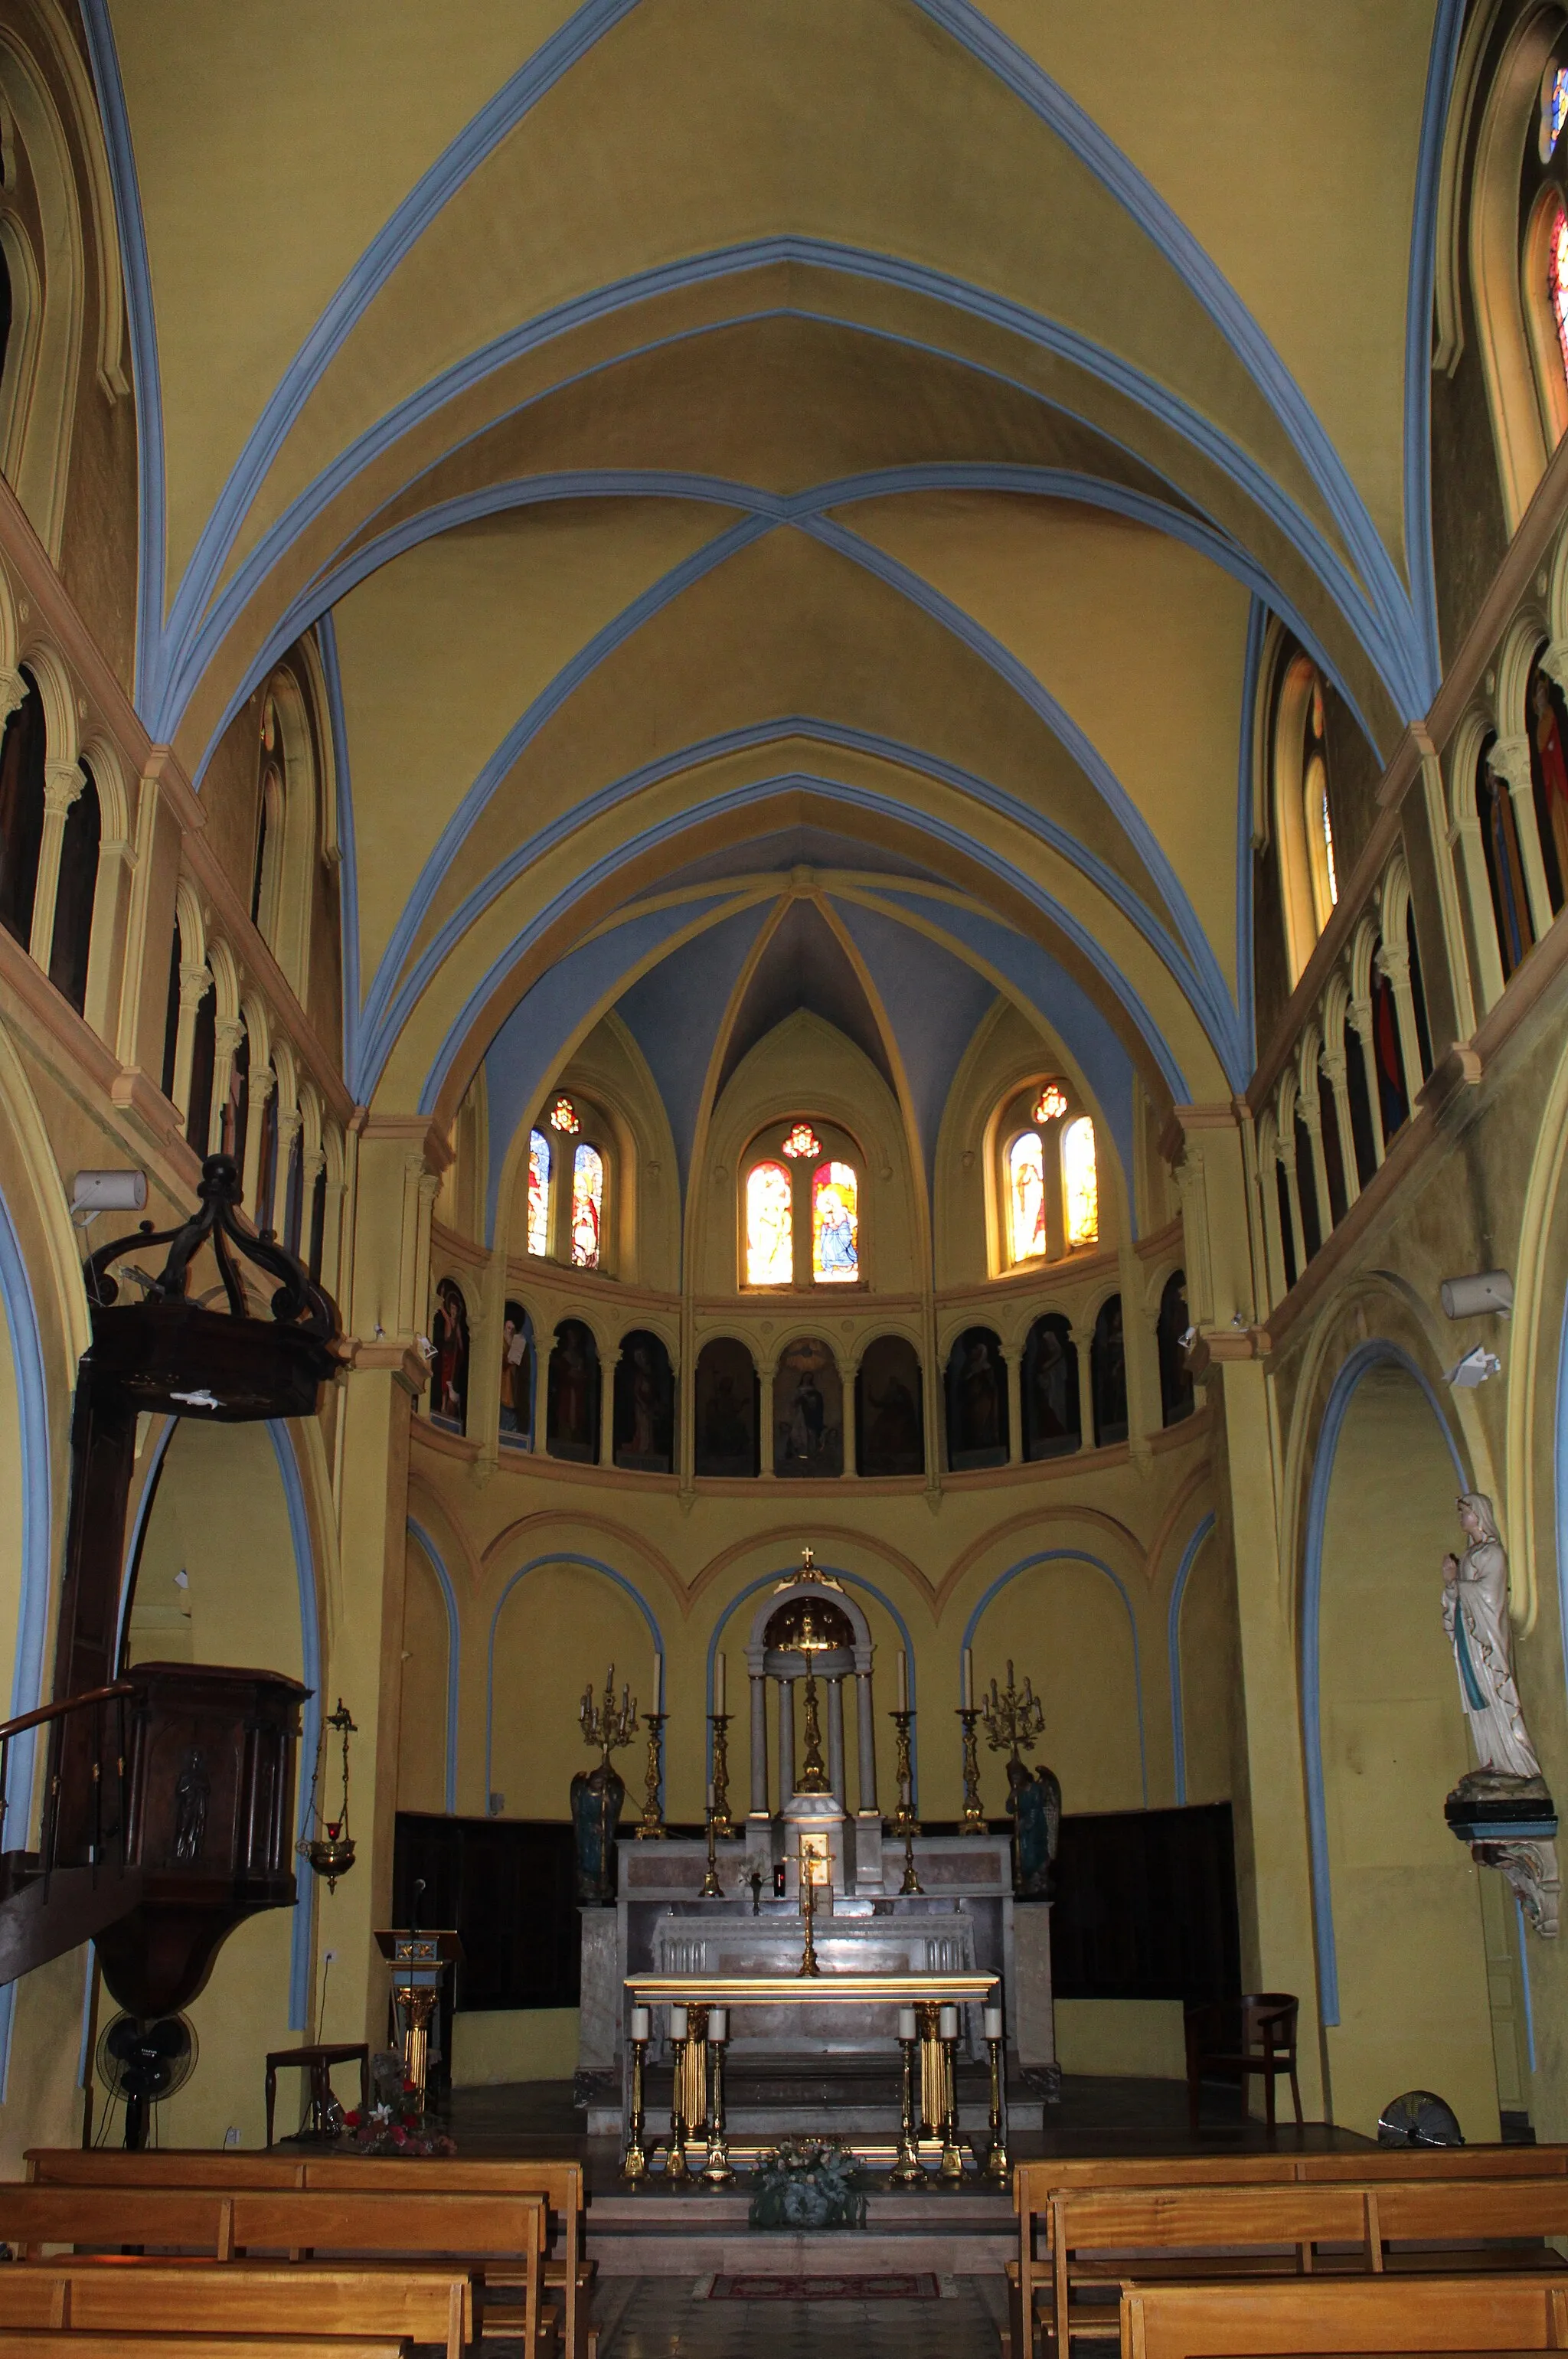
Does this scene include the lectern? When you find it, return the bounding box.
[375,1928,463,2106]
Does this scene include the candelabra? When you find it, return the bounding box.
[890,2008,928,2185]
[635,1711,667,1838]
[580,1666,639,1765]
[957,1707,988,1835]
[666,2007,691,2181]
[701,2006,733,2184]
[622,2008,651,2181]
[980,1660,1046,1765]
[982,2005,1009,2180]
[798,1851,823,1978]
[708,1712,733,1838]
[700,1797,724,1899]
[888,1707,920,1836]
[899,1817,923,1896]
[937,2004,965,2180]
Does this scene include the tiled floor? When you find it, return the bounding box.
[596,2272,1008,2357]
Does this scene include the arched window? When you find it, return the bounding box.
[811,1161,858,1282]
[1061,1116,1099,1248]
[1527,649,1568,915]
[429,1277,470,1433]
[746,1158,794,1286]
[48,758,98,1015]
[571,1142,604,1269]
[1271,651,1339,984]
[527,1129,551,1257]
[1007,1129,1047,1263]
[1156,1273,1194,1426]
[0,668,44,947]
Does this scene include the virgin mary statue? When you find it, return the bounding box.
[1442,1493,1542,1785]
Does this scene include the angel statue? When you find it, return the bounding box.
[1442,1493,1544,1790]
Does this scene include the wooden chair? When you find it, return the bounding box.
[263,2043,371,2148]
[1119,2272,1568,2359]
[0,2264,472,2359]
[1184,1993,1303,2132]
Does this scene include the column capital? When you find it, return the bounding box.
[1318,1046,1348,1089]
[1346,993,1374,1042]
[1376,934,1412,987]
[213,1014,247,1060]
[1488,734,1534,799]
[178,960,211,1014]
[43,758,85,816]
[1541,640,1568,697]
[0,668,25,726]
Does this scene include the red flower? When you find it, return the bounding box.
[390,2124,408,2146]
[342,2110,360,2129]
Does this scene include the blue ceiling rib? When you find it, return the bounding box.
[910,0,1435,707]
[78,2,164,707]
[315,613,361,1084]
[191,453,1381,787]
[353,707,1226,1108]
[149,0,642,720]
[413,770,1194,1122]
[162,240,1422,743]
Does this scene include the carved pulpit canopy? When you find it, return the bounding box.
[83,1152,345,1422]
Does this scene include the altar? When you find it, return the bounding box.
[574,1560,1056,2141]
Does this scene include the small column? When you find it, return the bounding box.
[240,1054,273,1209]
[854,1666,878,1815]
[1318,1044,1360,1209]
[275,1103,303,1241]
[1003,1349,1022,1465]
[172,960,211,1130]
[1295,1084,1334,1243]
[1488,735,1555,945]
[748,1663,769,1821]
[778,1674,795,1800]
[1275,1126,1307,1279]
[827,1675,846,1809]
[28,758,85,970]
[1376,933,1426,1109]
[1347,994,1386,1166]
[599,1341,618,1469]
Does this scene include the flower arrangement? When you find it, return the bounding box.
[340,2055,455,2157]
[748,2136,866,2230]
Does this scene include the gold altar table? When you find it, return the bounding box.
[624,1972,1000,2153]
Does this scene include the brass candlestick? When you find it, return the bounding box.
[980,1660,1046,1766]
[666,2017,691,2181]
[700,1802,724,1899]
[889,1707,920,1835]
[939,2018,965,2181]
[899,1818,923,1897]
[701,2014,734,2184]
[708,1713,734,1838]
[984,2020,1010,2181]
[958,1707,988,1834]
[635,1712,668,1838]
[799,1865,821,1977]
[890,2029,928,2185]
[622,2029,650,2181]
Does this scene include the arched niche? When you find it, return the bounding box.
[965,1554,1144,1815]
[122,1420,315,2149]
[488,1557,658,1819]
[1302,1354,1504,2138]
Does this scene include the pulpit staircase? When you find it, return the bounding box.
[0,1681,141,1985]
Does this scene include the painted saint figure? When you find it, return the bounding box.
[1442,1492,1542,1783]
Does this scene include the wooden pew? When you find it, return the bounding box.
[0,2186,546,2354]
[1014,2148,1568,2197]
[0,2339,405,2357]
[22,2145,590,2356]
[0,2264,471,2359]
[1119,2272,1568,2358]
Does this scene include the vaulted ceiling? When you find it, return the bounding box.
[87,0,1455,1153]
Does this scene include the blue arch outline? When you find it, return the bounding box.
[1235,599,1267,1068]
[406,1519,462,1815]
[415,773,1195,1143]
[316,614,362,1083]
[961,1549,1148,1807]
[702,1566,923,1812]
[0,1181,53,2093]
[485,1552,665,1808]
[1299,1340,1465,2027]
[266,1426,323,2034]
[1168,1513,1217,1809]
[1403,0,1468,688]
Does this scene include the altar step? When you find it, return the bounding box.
[588,2178,1015,2277]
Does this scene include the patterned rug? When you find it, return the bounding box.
[707,2273,941,2301]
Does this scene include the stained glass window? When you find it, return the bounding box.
[527,1129,550,1256]
[746,1160,792,1286]
[812,1161,859,1283]
[782,1121,821,1160]
[550,1094,579,1135]
[570,1142,603,1269]
[1545,64,1568,159]
[1008,1131,1047,1263]
[1550,203,1568,381]
[1313,758,1338,907]
[1032,1083,1067,1126]
[1063,1116,1099,1247]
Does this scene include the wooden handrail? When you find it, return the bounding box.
[0,1681,131,1749]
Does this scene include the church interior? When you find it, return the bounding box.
[7,2,1568,2353]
